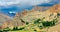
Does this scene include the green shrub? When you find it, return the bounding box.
[26,22,29,25]
[34,19,41,24]
[42,21,52,27]
[12,26,25,31]
[42,19,57,27]
[13,27,18,30]
[18,27,24,30]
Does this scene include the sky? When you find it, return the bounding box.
[0,0,60,17]
[0,0,59,6]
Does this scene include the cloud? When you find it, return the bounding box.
[47,0,60,4]
[0,0,52,6]
[0,0,19,6]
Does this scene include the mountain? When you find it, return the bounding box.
[0,13,12,29]
[0,13,11,22]
[46,4,60,32]
[0,5,51,17]
[13,5,51,23]
[14,4,60,32]
[0,12,24,29]
[0,13,24,29]
[46,4,60,13]
[0,5,50,29]
[31,6,50,11]
[14,4,60,24]
[1,4,60,32]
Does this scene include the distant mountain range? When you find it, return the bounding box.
[0,4,54,17]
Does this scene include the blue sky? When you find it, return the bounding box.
[0,0,60,17]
